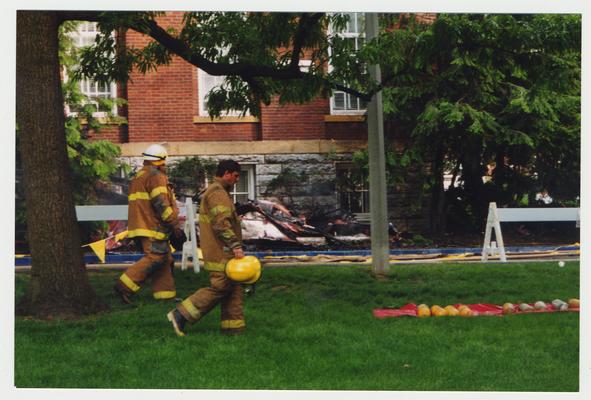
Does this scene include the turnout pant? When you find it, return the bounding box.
[177,271,245,332]
[117,237,176,299]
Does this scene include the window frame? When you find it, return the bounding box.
[197,69,251,117]
[328,12,367,115]
[335,162,370,213]
[66,22,118,117]
[229,165,256,203]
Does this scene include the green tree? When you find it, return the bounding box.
[166,156,217,198]
[375,14,580,232]
[60,21,128,199]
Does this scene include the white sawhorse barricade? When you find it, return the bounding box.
[481,202,580,262]
[75,198,200,272]
[180,199,200,273]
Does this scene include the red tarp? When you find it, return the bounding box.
[373,303,580,318]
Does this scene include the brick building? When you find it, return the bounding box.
[78,12,435,232]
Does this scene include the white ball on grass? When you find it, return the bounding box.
[558,261,565,267]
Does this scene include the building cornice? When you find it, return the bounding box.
[120,140,367,156]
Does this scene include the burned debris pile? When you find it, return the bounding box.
[99,199,401,254]
[236,200,399,251]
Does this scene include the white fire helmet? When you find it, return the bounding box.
[142,144,168,162]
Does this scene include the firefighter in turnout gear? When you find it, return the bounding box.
[114,144,182,303]
[167,160,247,336]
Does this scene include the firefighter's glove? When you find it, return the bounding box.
[170,228,187,251]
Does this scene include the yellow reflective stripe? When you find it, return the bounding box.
[204,260,226,271]
[153,290,176,300]
[162,207,173,221]
[119,274,140,293]
[181,299,201,320]
[221,229,237,240]
[221,319,245,329]
[127,228,167,240]
[128,192,150,201]
[149,186,168,199]
[210,205,231,217]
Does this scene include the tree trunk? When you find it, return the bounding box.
[460,137,487,230]
[16,11,108,318]
[430,143,446,234]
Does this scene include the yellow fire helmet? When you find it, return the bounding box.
[225,255,262,284]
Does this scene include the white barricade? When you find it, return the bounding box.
[181,198,200,273]
[481,202,580,262]
[75,203,200,272]
[75,205,128,221]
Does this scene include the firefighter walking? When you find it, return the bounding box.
[167,160,259,336]
[114,143,183,303]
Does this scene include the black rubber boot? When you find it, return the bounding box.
[167,309,187,337]
[113,284,133,305]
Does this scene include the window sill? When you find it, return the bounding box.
[193,116,260,124]
[324,115,366,123]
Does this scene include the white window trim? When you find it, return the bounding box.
[330,102,368,116]
[328,13,367,116]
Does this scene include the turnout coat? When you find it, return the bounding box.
[127,165,179,240]
[199,177,242,271]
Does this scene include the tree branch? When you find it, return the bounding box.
[334,82,372,103]
[137,15,374,99]
[289,13,325,71]
[56,11,102,23]
[138,17,304,79]
[58,11,374,102]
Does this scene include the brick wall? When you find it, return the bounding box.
[260,96,330,140]
[118,12,371,144]
[325,121,367,140]
[87,124,126,143]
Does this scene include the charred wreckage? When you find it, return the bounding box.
[105,199,400,253]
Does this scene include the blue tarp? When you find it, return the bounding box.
[14,245,580,266]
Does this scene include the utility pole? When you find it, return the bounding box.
[365,13,390,275]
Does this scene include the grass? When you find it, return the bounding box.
[14,260,579,391]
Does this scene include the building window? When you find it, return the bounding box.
[198,69,249,117]
[230,165,256,204]
[197,60,311,117]
[336,163,369,213]
[330,12,367,115]
[66,22,117,116]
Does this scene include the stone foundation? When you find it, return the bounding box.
[120,151,432,233]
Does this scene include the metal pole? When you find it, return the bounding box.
[365,13,390,275]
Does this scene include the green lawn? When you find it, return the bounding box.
[14,260,579,391]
